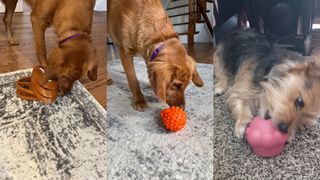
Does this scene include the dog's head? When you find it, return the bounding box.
[148,40,203,109]
[260,60,320,135]
[42,37,98,94]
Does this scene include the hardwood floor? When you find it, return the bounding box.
[0,11,107,108]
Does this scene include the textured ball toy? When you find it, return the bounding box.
[160,106,187,132]
[245,116,288,157]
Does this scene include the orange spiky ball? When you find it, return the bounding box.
[160,106,187,132]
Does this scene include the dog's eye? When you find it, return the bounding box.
[295,97,304,110]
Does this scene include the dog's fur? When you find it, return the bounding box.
[214,29,320,141]
[22,0,98,94]
[1,0,19,45]
[107,0,204,111]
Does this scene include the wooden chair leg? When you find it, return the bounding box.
[188,0,196,45]
[197,0,213,37]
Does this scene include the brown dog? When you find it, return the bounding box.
[1,0,19,45]
[23,0,98,94]
[107,0,204,111]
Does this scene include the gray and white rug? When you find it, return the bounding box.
[214,93,320,179]
[0,69,106,179]
[107,58,213,180]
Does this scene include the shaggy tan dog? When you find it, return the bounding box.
[215,29,320,141]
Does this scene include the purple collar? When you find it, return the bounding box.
[59,34,84,46]
[150,43,165,61]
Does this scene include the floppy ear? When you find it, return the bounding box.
[305,60,320,79]
[150,69,168,102]
[154,73,167,102]
[87,48,98,81]
[288,60,320,79]
[192,68,204,87]
[188,56,204,87]
[87,65,98,81]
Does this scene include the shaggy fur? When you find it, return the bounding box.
[214,29,320,141]
[107,0,204,111]
[1,0,19,45]
[23,0,98,94]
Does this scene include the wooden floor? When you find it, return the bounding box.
[0,11,107,108]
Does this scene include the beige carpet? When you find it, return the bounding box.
[107,58,213,180]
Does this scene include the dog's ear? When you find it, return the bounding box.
[153,72,167,102]
[187,56,204,87]
[87,66,98,81]
[87,48,98,81]
[302,60,320,78]
[289,60,320,79]
[149,66,171,102]
[192,68,204,87]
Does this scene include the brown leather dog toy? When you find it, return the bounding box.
[16,66,59,104]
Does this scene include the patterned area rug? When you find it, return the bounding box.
[0,69,106,179]
[107,58,213,180]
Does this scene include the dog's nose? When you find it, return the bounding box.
[277,122,288,133]
[264,111,271,119]
[169,103,185,110]
[168,100,185,110]
[170,103,184,110]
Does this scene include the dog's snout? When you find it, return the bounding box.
[178,103,185,110]
[169,103,185,110]
[168,101,185,110]
[264,111,271,120]
[277,122,288,133]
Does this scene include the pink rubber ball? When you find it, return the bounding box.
[245,116,288,157]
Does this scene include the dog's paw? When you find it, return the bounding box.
[286,130,296,143]
[8,38,19,46]
[286,136,294,144]
[235,126,246,139]
[133,99,148,112]
[235,119,251,139]
[214,88,225,96]
[107,78,113,85]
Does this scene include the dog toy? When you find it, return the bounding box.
[160,106,187,132]
[16,66,58,104]
[245,116,288,157]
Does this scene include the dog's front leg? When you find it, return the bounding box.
[232,102,253,139]
[3,0,19,45]
[214,52,228,96]
[106,70,113,85]
[30,12,48,66]
[227,95,253,139]
[119,47,147,111]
